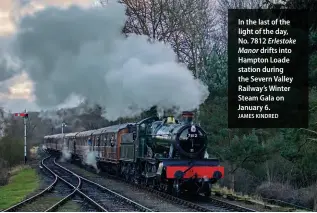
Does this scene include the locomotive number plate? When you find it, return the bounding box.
[187,133,198,138]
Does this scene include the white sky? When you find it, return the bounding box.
[0,0,96,112]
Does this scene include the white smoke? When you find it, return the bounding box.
[61,144,71,162]
[204,150,209,159]
[157,107,165,119]
[37,101,100,131]
[38,110,64,128]
[2,0,209,120]
[82,146,99,173]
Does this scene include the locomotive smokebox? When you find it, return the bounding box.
[182,111,194,124]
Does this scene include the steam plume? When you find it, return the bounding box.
[4,1,209,120]
[61,145,71,162]
[82,147,99,173]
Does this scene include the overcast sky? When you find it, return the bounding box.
[0,0,95,112]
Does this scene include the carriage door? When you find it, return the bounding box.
[88,137,93,152]
[92,136,95,151]
[67,138,70,150]
[74,140,76,154]
[104,133,108,158]
[97,137,101,157]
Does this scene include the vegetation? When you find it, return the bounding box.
[0,167,39,210]
[0,0,316,211]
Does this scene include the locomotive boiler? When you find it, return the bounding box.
[147,111,207,160]
[43,111,224,198]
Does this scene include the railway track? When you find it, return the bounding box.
[53,159,153,212]
[106,171,256,212]
[4,153,154,212]
[206,196,257,212]
[72,162,256,212]
[184,195,257,212]
[142,181,256,212]
[3,156,103,212]
[2,156,78,212]
[43,157,104,212]
[20,153,255,212]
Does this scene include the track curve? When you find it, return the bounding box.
[53,160,153,212]
[3,156,78,212]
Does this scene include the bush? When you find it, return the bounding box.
[256,182,296,202]
[0,159,9,186]
[0,136,24,167]
[297,185,315,209]
[234,168,261,194]
[217,162,261,195]
[256,182,315,210]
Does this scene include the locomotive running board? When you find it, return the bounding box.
[160,159,220,166]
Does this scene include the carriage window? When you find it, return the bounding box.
[104,134,108,146]
[97,137,100,146]
[110,134,115,147]
[99,135,103,146]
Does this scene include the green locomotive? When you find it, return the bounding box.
[44,111,224,197]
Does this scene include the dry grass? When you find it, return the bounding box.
[212,183,314,211]
[256,182,315,210]
[211,184,292,211]
[9,165,31,177]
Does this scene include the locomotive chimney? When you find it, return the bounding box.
[182,111,194,124]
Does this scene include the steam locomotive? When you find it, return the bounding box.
[43,111,224,197]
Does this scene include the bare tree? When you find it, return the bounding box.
[77,105,108,130]
[216,0,267,46]
[0,108,5,138]
[121,0,218,77]
[172,0,218,77]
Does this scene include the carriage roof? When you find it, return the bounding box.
[92,123,134,135]
[77,130,96,137]
[44,134,63,139]
[44,123,135,138]
[65,132,80,138]
[91,128,105,135]
[52,134,64,138]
